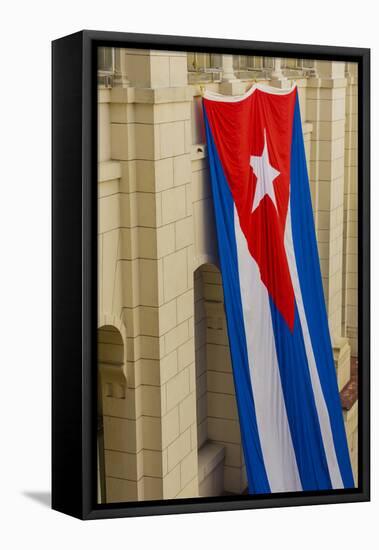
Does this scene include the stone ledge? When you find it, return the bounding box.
[111,86,193,105]
[198,441,225,484]
[99,160,122,183]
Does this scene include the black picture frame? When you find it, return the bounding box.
[52,30,370,520]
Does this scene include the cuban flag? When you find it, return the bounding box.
[203,84,354,494]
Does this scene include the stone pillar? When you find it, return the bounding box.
[113,48,129,88]
[220,54,245,95]
[109,49,199,500]
[306,61,351,388]
[270,57,290,89]
[342,62,358,356]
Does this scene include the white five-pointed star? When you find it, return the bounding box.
[250,129,280,213]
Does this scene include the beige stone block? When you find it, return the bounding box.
[142,416,162,451]
[197,420,208,449]
[119,260,139,307]
[119,227,138,260]
[139,358,160,386]
[98,101,111,162]
[177,289,194,324]
[98,178,120,199]
[154,102,191,124]
[135,160,155,192]
[192,168,211,202]
[156,223,176,258]
[110,103,135,124]
[162,406,180,448]
[208,392,237,420]
[166,367,190,411]
[159,121,185,158]
[197,393,207,424]
[160,350,178,384]
[111,123,135,160]
[181,448,198,488]
[167,428,192,471]
[135,124,160,161]
[184,120,192,153]
[161,185,187,225]
[207,326,229,346]
[137,227,157,259]
[224,466,245,494]
[179,392,197,433]
[141,385,161,417]
[125,53,151,87]
[187,245,195,283]
[175,216,194,249]
[198,443,225,497]
[102,386,138,420]
[138,334,163,361]
[155,157,174,191]
[307,86,346,101]
[177,337,195,370]
[120,160,137,193]
[169,56,188,87]
[163,248,188,302]
[207,371,235,395]
[208,417,241,444]
[207,344,232,372]
[163,463,181,499]
[139,259,162,306]
[215,442,243,468]
[119,193,138,228]
[174,154,192,186]
[164,321,189,355]
[176,476,199,498]
[137,192,161,228]
[103,416,141,453]
[138,306,159,336]
[106,476,138,503]
[143,476,163,500]
[98,194,120,234]
[159,298,178,335]
[143,449,163,478]
[318,138,345,162]
[149,55,170,87]
[104,449,140,481]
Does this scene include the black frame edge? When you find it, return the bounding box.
[52,30,85,519]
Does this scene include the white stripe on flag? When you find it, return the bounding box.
[234,206,302,493]
[284,203,344,489]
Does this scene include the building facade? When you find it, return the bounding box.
[97,49,358,503]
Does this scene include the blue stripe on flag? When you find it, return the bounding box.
[290,96,354,488]
[204,108,271,494]
[269,299,332,490]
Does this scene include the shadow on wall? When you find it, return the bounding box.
[194,263,248,496]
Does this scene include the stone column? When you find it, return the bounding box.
[342,62,358,356]
[270,57,290,89]
[306,61,351,389]
[109,49,199,500]
[220,54,245,95]
[113,48,130,88]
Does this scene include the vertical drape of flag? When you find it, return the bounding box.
[203,84,354,494]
